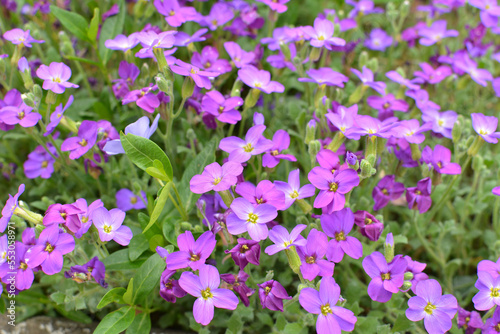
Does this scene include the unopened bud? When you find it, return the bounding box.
[231,79,243,97]
[472,155,483,171]
[181,76,195,99]
[186,128,197,142]
[400,0,410,17]
[367,58,379,73]
[452,115,463,143]
[305,119,317,144]
[410,143,421,161]
[467,136,484,157]
[384,233,395,263]
[265,270,274,281]
[244,89,260,109]
[401,281,412,292]
[279,43,292,61]
[33,84,43,100]
[180,222,193,230]
[360,159,372,178]
[155,74,170,93]
[358,51,369,68]
[22,94,35,108]
[309,47,321,62]
[404,272,414,281]
[308,140,321,159]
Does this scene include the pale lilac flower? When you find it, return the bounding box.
[174,29,208,47]
[414,63,452,84]
[24,143,57,179]
[191,46,231,74]
[421,109,457,139]
[419,20,459,46]
[219,125,274,162]
[298,68,349,88]
[346,0,384,17]
[362,252,407,302]
[104,34,139,52]
[3,29,44,47]
[350,115,398,139]
[473,271,500,311]
[365,28,393,51]
[65,199,103,239]
[297,229,334,281]
[135,31,176,58]
[36,62,79,94]
[351,66,386,95]
[493,187,500,196]
[255,0,289,13]
[201,91,243,124]
[274,169,316,210]
[226,198,277,241]
[0,184,25,233]
[171,60,220,89]
[471,113,500,143]
[260,27,296,51]
[154,0,199,27]
[115,189,147,211]
[454,52,493,87]
[265,224,307,255]
[403,256,428,294]
[238,66,284,94]
[386,71,421,90]
[0,241,34,290]
[262,130,296,168]
[325,105,360,140]
[457,308,483,333]
[224,41,255,68]
[92,207,132,246]
[44,95,73,136]
[367,93,408,120]
[0,104,41,128]
[395,119,432,144]
[190,161,244,193]
[167,231,216,271]
[61,120,98,160]
[235,180,286,210]
[302,18,346,49]
[199,2,234,31]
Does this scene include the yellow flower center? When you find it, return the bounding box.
[79,138,88,147]
[240,244,249,253]
[335,231,346,241]
[318,36,325,41]
[305,256,316,264]
[479,129,487,135]
[256,198,264,204]
[213,177,222,185]
[201,287,213,299]
[247,213,259,224]
[381,188,388,195]
[381,273,391,280]
[205,61,211,68]
[169,10,175,16]
[190,68,198,74]
[41,161,48,168]
[424,302,436,315]
[438,120,444,126]
[383,102,390,109]
[20,262,28,270]
[271,150,279,156]
[491,287,500,298]
[190,253,200,262]
[243,143,254,152]
[218,106,224,114]
[44,242,54,253]
[53,77,62,83]
[18,112,25,119]
[329,182,339,192]
[321,303,333,316]
[365,218,373,225]
[1,252,6,259]
[82,216,88,223]
[103,225,112,233]
[290,190,299,199]
[254,82,262,88]
[264,286,271,295]
[283,240,293,248]
[415,190,422,195]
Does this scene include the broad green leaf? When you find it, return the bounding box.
[98,0,126,65]
[103,249,147,270]
[50,291,65,304]
[146,182,171,233]
[178,138,216,212]
[283,323,307,334]
[123,279,133,305]
[50,5,89,41]
[131,254,165,305]
[121,133,173,181]
[53,305,92,324]
[126,312,151,334]
[94,306,135,334]
[149,234,165,251]
[145,159,169,181]
[88,8,100,43]
[97,287,126,309]
[128,234,150,261]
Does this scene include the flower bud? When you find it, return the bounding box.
[181,76,195,99]
[452,115,463,143]
[367,58,379,73]
[305,119,317,144]
[22,93,35,108]
[309,47,321,62]
[400,0,410,18]
[155,74,170,93]
[384,233,395,263]
[360,159,373,178]
[296,216,309,226]
[265,270,274,281]
[231,79,243,97]
[279,43,292,61]
[308,140,321,160]
[358,51,369,68]
[186,128,197,143]
[366,153,376,167]
[404,272,414,281]
[244,88,261,109]
[285,248,302,274]
[45,91,57,105]
[296,199,312,214]
[472,155,483,171]
[401,281,412,292]
[348,85,364,104]
[180,222,193,230]
[33,84,43,100]
[467,136,484,157]
[253,112,264,125]
[410,143,421,161]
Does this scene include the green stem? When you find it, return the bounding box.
[171,183,188,221]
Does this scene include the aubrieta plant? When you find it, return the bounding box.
[1,0,500,333]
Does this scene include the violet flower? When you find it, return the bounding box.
[174,29,208,47]
[457,308,483,333]
[135,31,176,58]
[414,63,452,84]
[274,169,316,210]
[36,62,79,94]
[321,208,363,263]
[471,113,500,143]
[0,241,34,290]
[367,93,408,120]
[362,252,407,302]
[225,238,261,269]
[298,68,349,88]
[199,2,234,31]
[347,0,384,17]
[372,175,405,211]
[226,197,277,241]
[219,125,274,162]
[403,256,429,294]
[493,187,500,197]
[351,66,386,95]
[112,61,140,99]
[45,95,74,136]
[262,130,296,168]
[297,229,335,281]
[64,256,108,288]
[66,199,103,239]
[353,211,384,241]
[3,29,44,47]
[159,270,187,303]
[201,91,243,124]
[349,115,398,139]
[220,271,255,307]
[224,41,255,69]
[255,0,289,13]
[265,224,307,255]
[104,34,139,52]
[179,264,239,326]
[43,203,82,227]
[154,0,199,27]
[190,161,243,194]
[61,120,98,160]
[167,231,216,271]
[365,28,393,51]
[24,143,57,179]
[299,277,357,334]
[421,109,457,139]
[238,66,284,94]
[406,279,458,334]
[171,60,220,89]
[92,207,132,246]
[386,71,421,90]
[325,105,360,140]
[235,180,286,210]
[422,145,461,175]
[115,189,147,211]
[419,20,459,46]
[0,103,41,128]
[258,280,292,312]
[0,184,25,233]
[302,17,346,49]
[406,177,432,214]
[395,119,432,144]
[191,46,231,74]
[473,271,500,310]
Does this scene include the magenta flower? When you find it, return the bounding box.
[190,161,243,194]
[174,29,208,47]
[219,125,274,162]
[0,241,34,290]
[386,71,421,90]
[351,66,386,95]
[372,175,405,211]
[64,256,108,288]
[264,224,307,255]
[225,238,261,269]
[112,61,140,99]
[191,46,231,74]
[43,203,82,227]
[65,199,103,239]
[0,184,25,233]
[36,62,79,94]
[406,177,432,214]
[346,0,384,17]
[419,20,459,46]
[220,271,255,307]
[484,307,500,333]
[154,0,199,27]
[201,91,243,124]
[302,17,346,49]
[171,60,219,89]
[414,63,452,84]
[167,231,216,271]
[115,189,147,211]
[274,169,316,210]
[367,93,408,120]
[297,229,335,281]
[0,103,42,128]
[3,28,44,47]
[454,52,493,87]
[308,166,360,212]
[365,28,393,51]
[159,270,187,303]
[457,308,483,333]
[421,109,457,139]
[362,252,407,302]
[199,2,234,31]
[226,197,277,241]
[471,113,500,143]
[299,277,357,334]
[235,180,286,210]
[238,66,284,94]
[224,41,255,69]
[104,34,139,52]
[494,187,500,196]
[25,225,75,275]
[61,120,98,160]
[135,31,176,57]
[258,280,292,311]
[45,95,74,136]
[353,211,384,241]
[24,143,57,179]
[403,256,429,294]
[422,145,461,175]
[261,130,297,168]
[298,68,349,88]
[255,0,289,13]
[325,105,361,140]
[473,271,500,310]
[395,120,432,144]
[350,115,398,139]
[406,279,458,334]
[179,264,239,326]
[92,207,132,246]
[321,208,363,263]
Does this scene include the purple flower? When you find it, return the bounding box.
[0,103,42,128]
[353,211,384,241]
[321,208,363,263]
[308,166,360,212]
[261,130,296,168]
[394,119,432,144]
[65,199,103,239]
[225,238,261,269]
[3,29,44,47]
[297,229,335,281]
[220,271,255,307]
[367,93,408,120]
[454,52,493,87]
[406,279,458,334]
[365,28,393,51]
[171,60,219,90]
[419,20,459,46]
[347,0,384,17]
[483,307,500,333]
[224,41,255,69]
[36,62,79,94]
[103,114,160,155]
[258,280,292,311]
[226,197,277,241]
[362,252,407,302]
[219,125,274,163]
[267,43,299,71]
[473,271,500,310]
[372,175,405,211]
[260,27,296,51]
[174,29,208,47]
[350,115,398,139]
[45,95,73,136]
[154,0,199,27]
[471,113,500,143]
[456,308,482,333]
[25,225,75,275]
[112,61,140,99]
[406,177,432,214]
[104,34,139,52]
[64,256,108,288]
[122,84,160,112]
[386,71,421,90]
[303,18,346,49]
[43,203,82,227]
[255,0,289,13]
[159,270,187,303]
[237,181,284,212]
[414,63,452,84]
[178,264,239,326]
[493,187,500,197]
[201,91,243,124]
[92,207,132,246]
[115,189,147,211]
[274,169,316,210]
[23,143,57,179]
[0,184,25,233]
[199,2,234,31]
[238,66,284,94]
[192,46,231,74]
[403,256,429,294]
[61,120,98,160]
[265,224,307,255]
[167,231,216,271]
[0,241,34,290]
[135,31,176,58]
[422,109,457,139]
[325,105,360,140]
[351,66,386,95]
[299,277,357,334]
[422,145,461,175]
[190,161,243,194]
[298,68,349,88]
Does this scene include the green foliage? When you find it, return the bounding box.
[94,306,136,334]
[50,5,89,42]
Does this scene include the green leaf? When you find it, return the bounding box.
[53,305,92,324]
[126,312,151,334]
[131,254,166,305]
[227,313,243,334]
[94,306,135,334]
[50,291,66,305]
[123,279,133,305]
[88,7,100,43]
[149,234,166,251]
[50,5,89,41]
[256,313,273,327]
[146,182,172,233]
[128,234,150,261]
[97,287,126,309]
[98,0,126,65]
[283,323,306,334]
[121,133,173,181]
[103,249,147,270]
[145,160,169,181]
[392,313,413,332]
[178,138,216,212]
[275,313,287,331]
